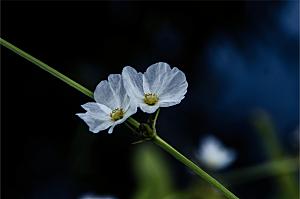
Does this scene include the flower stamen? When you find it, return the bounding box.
[110,108,124,121]
[144,93,159,106]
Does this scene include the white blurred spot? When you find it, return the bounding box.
[78,193,117,199]
[196,136,236,170]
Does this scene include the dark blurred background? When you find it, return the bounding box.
[1,1,299,199]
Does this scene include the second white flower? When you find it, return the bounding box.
[122,62,188,113]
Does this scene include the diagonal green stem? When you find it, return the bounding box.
[153,135,239,199]
[0,38,143,129]
[0,38,239,199]
[0,38,93,98]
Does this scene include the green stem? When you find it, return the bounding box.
[0,38,93,98]
[153,135,239,199]
[1,38,239,199]
[127,117,140,129]
[152,108,160,132]
[0,37,143,140]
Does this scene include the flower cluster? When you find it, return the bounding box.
[77,62,188,134]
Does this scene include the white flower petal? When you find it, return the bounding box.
[124,100,138,118]
[97,104,113,115]
[143,62,171,94]
[139,103,160,114]
[122,66,144,100]
[94,74,126,110]
[158,96,185,107]
[107,74,127,107]
[81,102,112,116]
[157,67,188,104]
[94,80,117,109]
[76,113,113,133]
[120,93,137,112]
[108,125,115,134]
[121,97,130,112]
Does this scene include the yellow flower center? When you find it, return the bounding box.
[110,108,124,121]
[144,93,159,106]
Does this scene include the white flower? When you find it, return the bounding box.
[122,62,188,113]
[196,136,236,170]
[76,74,137,134]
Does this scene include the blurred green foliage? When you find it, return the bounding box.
[132,143,175,199]
[253,110,298,199]
[131,110,299,199]
[132,143,226,199]
[68,111,298,199]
